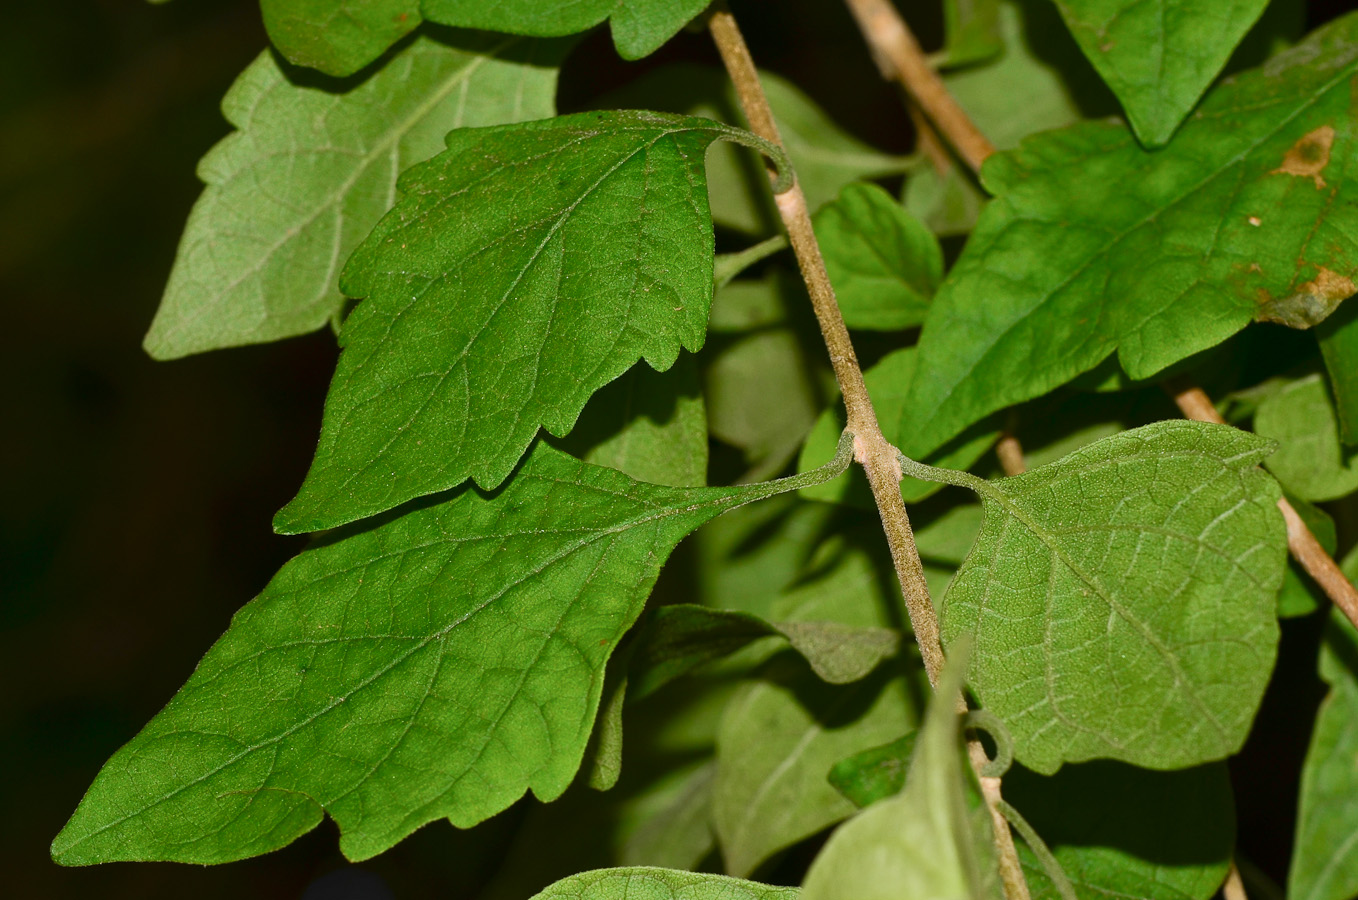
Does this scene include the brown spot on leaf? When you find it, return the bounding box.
[1272,125,1335,189]
[1257,266,1357,328]
[1248,216,1262,226]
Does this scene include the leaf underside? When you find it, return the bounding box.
[52,439,849,866]
[904,12,1358,460]
[275,110,750,534]
[941,422,1286,773]
[145,33,566,359]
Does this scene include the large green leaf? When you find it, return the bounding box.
[528,868,799,900]
[1053,0,1270,146]
[1255,372,1358,501]
[923,422,1286,773]
[274,111,782,533]
[814,183,942,331]
[51,437,852,866]
[1289,604,1358,900]
[903,13,1358,460]
[422,0,710,60]
[800,642,998,900]
[1005,762,1234,900]
[260,0,422,77]
[145,33,566,359]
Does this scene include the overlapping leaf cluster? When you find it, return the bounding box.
[55,0,1358,898]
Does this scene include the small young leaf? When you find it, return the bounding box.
[941,0,1003,69]
[1005,762,1234,900]
[714,662,916,878]
[422,0,711,60]
[260,0,421,77]
[52,437,853,866]
[1318,304,1358,445]
[814,183,942,331]
[145,34,566,358]
[903,13,1358,460]
[797,347,999,507]
[528,868,799,900]
[275,111,783,533]
[929,422,1286,773]
[801,641,998,900]
[1255,372,1358,501]
[1053,0,1270,146]
[827,731,917,809]
[1289,607,1358,900]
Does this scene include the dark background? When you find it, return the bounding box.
[2,1,1352,897]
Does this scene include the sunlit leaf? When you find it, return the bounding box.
[529,868,800,900]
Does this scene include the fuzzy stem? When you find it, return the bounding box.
[707,3,944,687]
[841,0,996,173]
[1167,379,1358,632]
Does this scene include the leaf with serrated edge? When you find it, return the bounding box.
[1255,373,1358,502]
[275,110,778,533]
[51,436,852,866]
[1053,0,1270,146]
[422,0,711,60]
[528,868,799,900]
[903,14,1358,460]
[933,421,1285,772]
[814,183,942,331]
[146,34,566,358]
[260,0,421,77]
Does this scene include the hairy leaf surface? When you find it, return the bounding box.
[1053,0,1270,146]
[146,34,565,358]
[1290,605,1358,900]
[904,14,1358,460]
[422,0,710,60]
[814,183,942,331]
[52,439,851,866]
[529,868,799,900]
[275,111,775,533]
[1255,373,1358,501]
[260,0,421,77]
[935,422,1285,772]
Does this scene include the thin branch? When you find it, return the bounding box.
[1167,379,1358,632]
[969,742,1035,900]
[841,0,996,173]
[996,430,1027,476]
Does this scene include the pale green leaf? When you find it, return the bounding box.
[924,422,1286,773]
[145,34,566,359]
[1005,762,1234,900]
[274,111,782,533]
[1053,0,1270,146]
[801,641,998,900]
[797,347,999,507]
[714,662,916,877]
[621,762,718,870]
[422,0,711,60]
[1255,372,1358,501]
[529,868,799,900]
[52,437,853,866]
[903,14,1358,460]
[814,183,942,331]
[260,0,421,77]
[942,0,1004,68]
[1289,606,1358,900]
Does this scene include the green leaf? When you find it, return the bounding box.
[1290,607,1358,900]
[260,0,422,77]
[713,661,916,877]
[554,356,708,488]
[528,868,799,900]
[274,111,783,533]
[421,0,711,60]
[814,183,942,331]
[1005,762,1234,900]
[827,731,917,809]
[1255,372,1358,501]
[941,0,1004,69]
[801,641,998,900]
[924,422,1286,773]
[51,437,853,866]
[797,347,999,507]
[145,33,566,359]
[621,762,718,870]
[903,14,1358,460]
[1318,303,1358,445]
[630,604,899,699]
[1052,0,1270,146]
[1275,492,1336,618]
